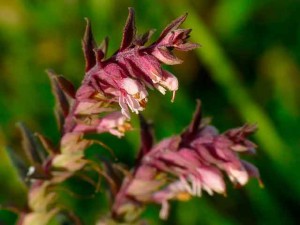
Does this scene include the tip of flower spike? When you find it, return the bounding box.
[157,13,188,42]
[82,18,97,71]
[120,7,136,50]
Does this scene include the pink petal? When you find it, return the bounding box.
[197,167,225,194]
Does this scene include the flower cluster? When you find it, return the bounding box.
[5,8,260,225]
[75,8,198,121]
[111,101,260,221]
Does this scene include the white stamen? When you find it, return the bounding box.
[180,176,192,194]
[27,166,35,177]
[159,201,169,220]
[155,84,166,95]
[191,176,197,196]
[119,96,130,119]
[196,179,202,197]
[150,71,162,83]
[125,96,140,114]
[203,185,213,196]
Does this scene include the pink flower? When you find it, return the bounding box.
[113,101,260,220]
[9,7,261,225]
[79,8,198,119]
[73,111,131,137]
[119,77,148,118]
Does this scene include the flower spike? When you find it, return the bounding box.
[112,102,260,221]
[8,8,260,225]
[77,9,198,119]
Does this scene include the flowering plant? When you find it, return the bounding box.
[6,8,260,225]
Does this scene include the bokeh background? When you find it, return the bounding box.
[1,0,300,224]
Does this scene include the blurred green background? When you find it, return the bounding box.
[1,0,300,224]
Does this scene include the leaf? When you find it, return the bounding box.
[54,108,65,134]
[47,69,70,132]
[82,18,97,71]
[181,100,202,142]
[17,122,43,165]
[35,133,59,155]
[56,76,76,99]
[120,7,136,51]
